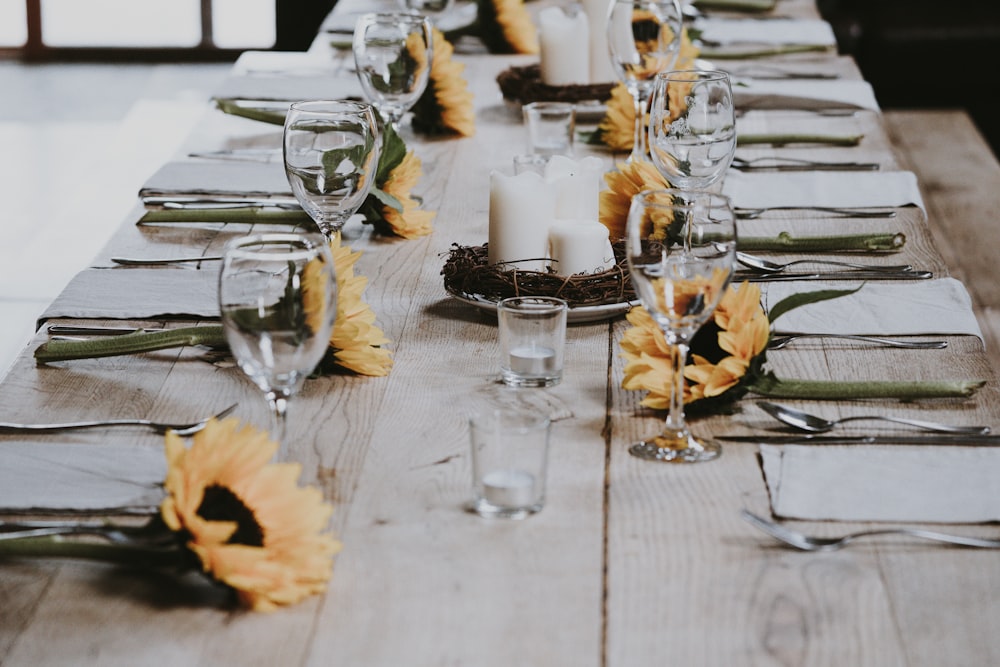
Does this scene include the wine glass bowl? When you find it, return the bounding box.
[353,12,434,131]
[649,69,736,190]
[625,189,737,462]
[606,0,684,163]
[283,99,381,240]
[219,232,338,451]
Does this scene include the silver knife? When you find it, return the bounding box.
[719,434,1000,446]
[142,195,300,210]
[47,325,167,336]
[739,270,933,281]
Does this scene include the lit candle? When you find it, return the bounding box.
[482,469,537,507]
[538,6,591,86]
[549,219,616,275]
[508,344,559,375]
[545,155,606,220]
[488,170,557,272]
[579,0,616,83]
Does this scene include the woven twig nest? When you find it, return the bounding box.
[441,242,636,307]
[496,64,616,106]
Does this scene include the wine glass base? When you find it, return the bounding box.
[628,434,721,463]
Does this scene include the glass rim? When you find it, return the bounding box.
[655,69,731,82]
[223,232,330,261]
[287,99,376,115]
[497,296,569,312]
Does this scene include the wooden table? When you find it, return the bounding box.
[3,2,1000,665]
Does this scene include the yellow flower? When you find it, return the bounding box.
[405,31,430,88]
[494,0,538,54]
[381,150,436,239]
[597,83,641,152]
[411,27,475,137]
[649,267,729,321]
[598,161,671,240]
[301,255,335,335]
[620,281,768,408]
[328,237,394,376]
[160,418,341,612]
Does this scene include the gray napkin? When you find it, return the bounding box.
[733,80,880,111]
[761,444,1000,523]
[139,160,292,199]
[0,442,164,513]
[698,19,836,46]
[724,170,924,211]
[39,268,220,324]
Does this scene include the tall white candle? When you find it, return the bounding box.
[549,219,616,275]
[488,170,558,272]
[545,155,606,220]
[538,6,591,86]
[579,0,616,83]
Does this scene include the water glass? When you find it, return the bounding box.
[497,296,568,388]
[469,408,551,519]
[522,102,576,157]
[219,233,338,451]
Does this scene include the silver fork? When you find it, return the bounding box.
[768,333,947,350]
[737,206,897,219]
[0,403,237,436]
[740,510,1000,551]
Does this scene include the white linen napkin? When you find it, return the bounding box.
[139,160,292,198]
[723,170,924,211]
[0,442,164,513]
[733,80,880,111]
[212,73,362,103]
[40,268,220,323]
[761,444,1000,523]
[698,19,836,46]
[762,278,984,341]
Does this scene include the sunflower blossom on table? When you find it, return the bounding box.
[162,418,341,612]
[410,27,475,137]
[598,160,671,240]
[475,0,539,54]
[380,150,435,239]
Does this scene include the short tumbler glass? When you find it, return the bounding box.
[469,408,551,519]
[497,296,568,388]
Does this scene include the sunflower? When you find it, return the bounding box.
[476,0,539,54]
[328,236,394,376]
[598,161,671,240]
[621,281,770,409]
[380,150,436,239]
[301,255,335,336]
[411,27,475,137]
[160,418,341,612]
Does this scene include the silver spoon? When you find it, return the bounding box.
[737,206,897,219]
[767,333,947,350]
[740,510,1000,551]
[757,401,990,435]
[737,251,912,273]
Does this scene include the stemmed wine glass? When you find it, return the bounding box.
[353,12,434,132]
[606,0,684,163]
[219,232,338,453]
[625,189,737,462]
[649,70,737,191]
[283,99,381,240]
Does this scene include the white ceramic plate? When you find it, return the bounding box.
[447,289,638,324]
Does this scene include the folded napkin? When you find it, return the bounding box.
[0,442,164,513]
[139,161,292,199]
[212,74,362,103]
[723,170,924,211]
[761,444,1000,523]
[39,268,220,323]
[733,80,880,111]
[231,50,345,76]
[698,19,836,47]
[762,278,984,341]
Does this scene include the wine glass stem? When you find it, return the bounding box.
[663,339,691,440]
[629,89,649,163]
[266,391,289,454]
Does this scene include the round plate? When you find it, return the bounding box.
[447,290,637,324]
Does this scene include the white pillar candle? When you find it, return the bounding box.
[549,219,616,275]
[488,170,557,272]
[538,6,591,86]
[545,155,606,220]
[579,0,616,83]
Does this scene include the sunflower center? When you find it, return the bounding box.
[197,484,265,547]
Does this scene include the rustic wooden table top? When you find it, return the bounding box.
[2,1,1000,665]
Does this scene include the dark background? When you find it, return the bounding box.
[818,0,1000,158]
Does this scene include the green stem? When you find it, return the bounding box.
[738,232,906,253]
[214,99,287,126]
[737,133,864,147]
[701,44,831,60]
[139,208,313,225]
[35,326,228,364]
[0,536,184,569]
[747,376,987,400]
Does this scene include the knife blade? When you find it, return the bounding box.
[142,195,300,210]
[718,434,1000,445]
[738,270,933,281]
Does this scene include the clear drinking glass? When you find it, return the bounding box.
[649,70,737,190]
[625,189,737,462]
[283,99,381,240]
[219,233,337,450]
[353,12,434,132]
[398,0,454,25]
[606,0,684,163]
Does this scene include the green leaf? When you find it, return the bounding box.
[214,98,287,126]
[376,122,408,184]
[767,285,863,324]
[368,186,404,212]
